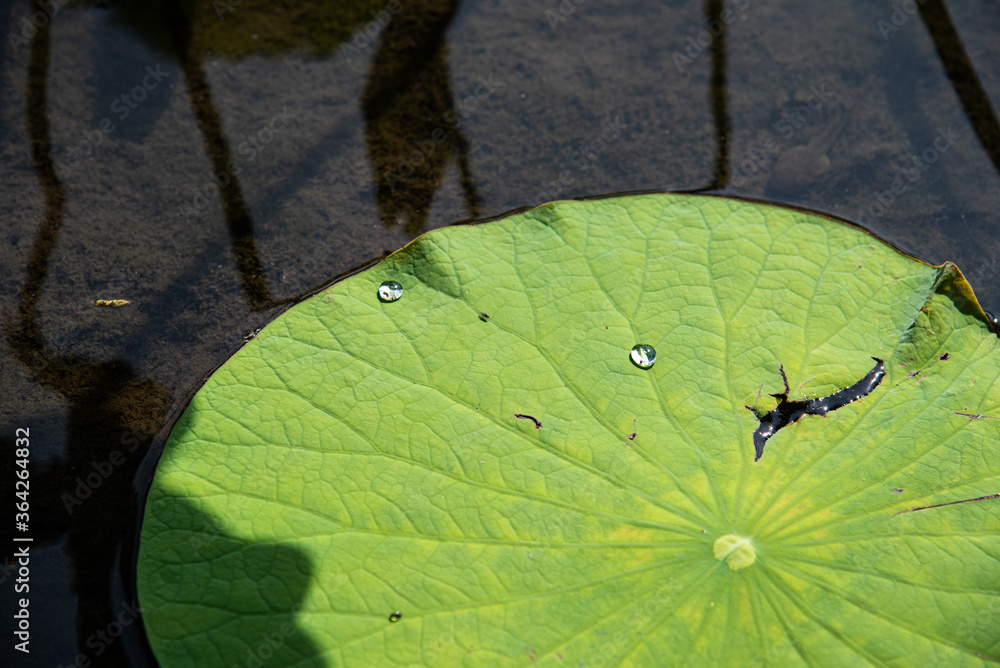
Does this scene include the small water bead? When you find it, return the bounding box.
[378,281,403,302]
[388,610,402,622]
[629,344,656,369]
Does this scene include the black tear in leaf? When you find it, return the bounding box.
[745,358,886,462]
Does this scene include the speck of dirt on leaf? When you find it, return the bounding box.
[514,413,542,428]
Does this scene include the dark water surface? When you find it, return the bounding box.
[1,0,999,665]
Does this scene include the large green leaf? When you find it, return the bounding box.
[137,193,1000,666]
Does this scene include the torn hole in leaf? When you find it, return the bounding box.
[745,358,885,462]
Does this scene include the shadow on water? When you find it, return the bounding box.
[158,0,279,312]
[2,12,171,666]
[916,0,1000,181]
[69,0,358,313]
[82,0,481,243]
[363,0,481,234]
[873,0,1000,224]
[701,0,1000,199]
[703,0,730,191]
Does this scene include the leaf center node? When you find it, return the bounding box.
[713,534,757,571]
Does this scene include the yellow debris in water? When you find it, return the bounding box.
[93,299,131,307]
[713,534,756,571]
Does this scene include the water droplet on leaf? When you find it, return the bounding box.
[388,610,402,622]
[630,344,656,369]
[378,281,403,302]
